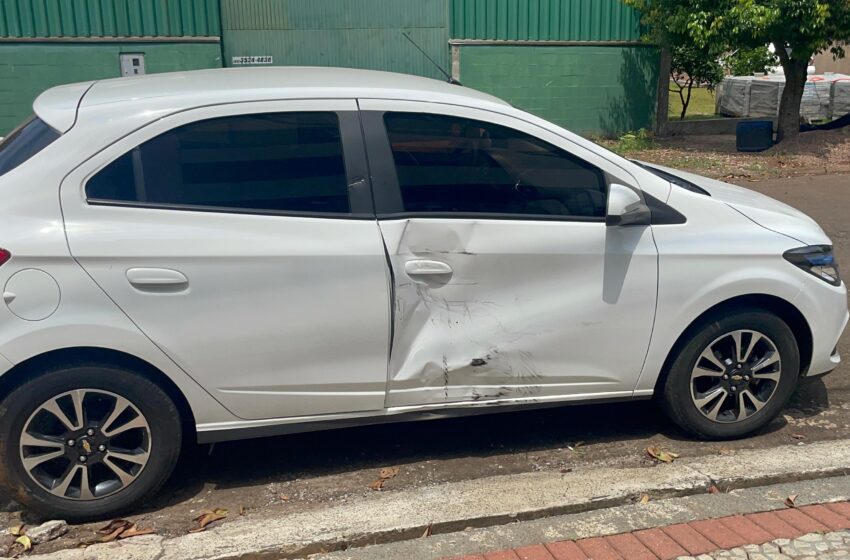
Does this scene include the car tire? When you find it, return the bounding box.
[0,364,182,522]
[660,308,800,440]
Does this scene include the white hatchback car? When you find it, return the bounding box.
[0,67,845,520]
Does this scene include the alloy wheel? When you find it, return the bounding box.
[19,389,151,500]
[690,329,782,423]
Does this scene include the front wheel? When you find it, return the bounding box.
[0,365,182,521]
[660,309,800,439]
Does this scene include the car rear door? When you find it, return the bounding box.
[359,99,658,408]
[60,100,391,421]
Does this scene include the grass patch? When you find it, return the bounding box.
[602,129,657,155]
[669,86,717,120]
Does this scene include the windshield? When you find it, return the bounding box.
[0,117,60,178]
[631,160,710,196]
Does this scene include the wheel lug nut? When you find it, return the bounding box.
[67,439,75,447]
[79,455,87,463]
[98,444,106,452]
[722,374,729,380]
[731,386,737,392]
[86,428,95,436]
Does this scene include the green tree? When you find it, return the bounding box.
[670,44,725,120]
[723,46,779,76]
[624,0,850,142]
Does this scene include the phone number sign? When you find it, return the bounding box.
[232,56,274,65]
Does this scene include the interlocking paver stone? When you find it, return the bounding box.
[686,532,850,559]
[447,503,850,560]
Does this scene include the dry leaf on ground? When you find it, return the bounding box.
[8,525,24,537]
[646,446,679,463]
[120,526,155,539]
[379,467,399,479]
[708,485,720,494]
[98,520,133,543]
[189,509,228,533]
[785,494,798,508]
[98,519,131,534]
[370,467,400,491]
[639,494,650,504]
[421,524,433,538]
[94,519,155,543]
[15,535,32,552]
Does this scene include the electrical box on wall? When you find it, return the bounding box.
[120,53,146,76]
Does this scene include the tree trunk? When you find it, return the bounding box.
[775,48,809,143]
[681,79,694,120]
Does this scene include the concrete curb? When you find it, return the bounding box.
[10,439,850,560]
[316,477,850,560]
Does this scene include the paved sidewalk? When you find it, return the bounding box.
[445,503,850,560]
[688,531,850,559]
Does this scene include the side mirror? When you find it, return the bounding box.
[606,183,651,227]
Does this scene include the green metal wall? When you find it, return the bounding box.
[0,0,222,134]
[450,0,643,41]
[221,0,450,79]
[458,45,659,135]
[0,0,220,38]
[0,42,221,133]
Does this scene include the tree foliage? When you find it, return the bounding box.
[723,46,778,76]
[624,0,850,141]
[670,45,724,119]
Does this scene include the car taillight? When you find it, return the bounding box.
[0,248,10,267]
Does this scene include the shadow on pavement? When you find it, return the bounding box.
[1,377,832,519]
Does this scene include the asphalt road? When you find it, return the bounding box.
[3,173,849,554]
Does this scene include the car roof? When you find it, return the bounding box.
[34,67,509,132]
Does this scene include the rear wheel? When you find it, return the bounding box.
[0,365,182,521]
[661,309,800,439]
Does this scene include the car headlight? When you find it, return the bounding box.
[784,245,841,286]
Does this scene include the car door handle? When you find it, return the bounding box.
[404,260,453,277]
[126,268,189,292]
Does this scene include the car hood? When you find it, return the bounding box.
[637,161,830,246]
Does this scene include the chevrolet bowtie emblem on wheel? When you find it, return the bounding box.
[81,440,92,454]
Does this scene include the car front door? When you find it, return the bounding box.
[359,100,658,408]
[60,100,391,421]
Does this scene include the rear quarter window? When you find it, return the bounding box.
[0,117,60,178]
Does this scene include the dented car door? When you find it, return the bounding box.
[360,101,658,408]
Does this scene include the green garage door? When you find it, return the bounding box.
[220,0,450,80]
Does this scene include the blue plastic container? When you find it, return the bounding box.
[736,121,774,152]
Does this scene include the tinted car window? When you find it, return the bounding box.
[0,117,60,178]
[87,112,350,214]
[384,113,607,218]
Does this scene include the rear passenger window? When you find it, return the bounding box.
[87,112,350,214]
[384,112,607,219]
